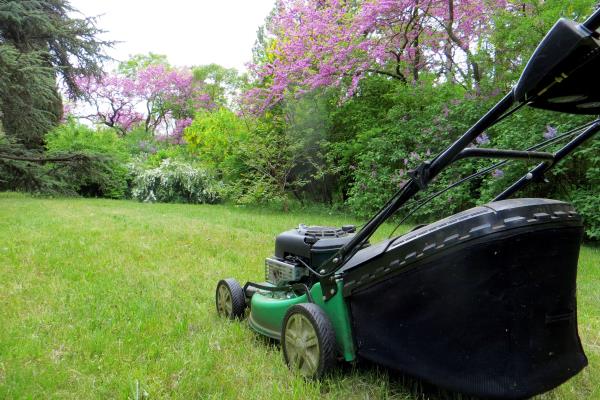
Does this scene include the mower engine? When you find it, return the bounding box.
[265,224,356,286]
[265,257,306,286]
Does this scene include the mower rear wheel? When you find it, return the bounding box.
[215,278,246,320]
[282,303,337,378]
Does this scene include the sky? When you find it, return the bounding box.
[69,0,276,71]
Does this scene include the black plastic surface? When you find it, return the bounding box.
[274,225,354,266]
[274,229,313,259]
[515,18,600,114]
[342,198,581,294]
[344,198,587,398]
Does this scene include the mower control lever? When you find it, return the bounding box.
[454,148,555,162]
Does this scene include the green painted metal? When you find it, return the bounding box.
[312,281,355,362]
[248,281,356,361]
[248,292,301,340]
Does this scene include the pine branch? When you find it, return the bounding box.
[0,152,90,163]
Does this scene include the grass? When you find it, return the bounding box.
[0,192,598,399]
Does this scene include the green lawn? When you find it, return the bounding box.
[0,192,598,399]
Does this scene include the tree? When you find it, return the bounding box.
[232,114,307,211]
[490,0,597,86]
[243,0,507,113]
[0,0,110,149]
[73,63,213,137]
[184,108,249,171]
[117,52,169,77]
[74,73,143,134]
[0,45,59,147]
[192,64,246,109]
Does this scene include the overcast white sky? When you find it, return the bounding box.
[69,0,276,71]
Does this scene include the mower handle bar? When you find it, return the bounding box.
[319,94,599,300]
[583,7,600,32]
[494,120,600,200]
[453,148,555,162]
[318,92,516,291]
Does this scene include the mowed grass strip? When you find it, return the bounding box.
[0,192,598,399]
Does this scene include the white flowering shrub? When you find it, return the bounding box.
[129,159,221,204]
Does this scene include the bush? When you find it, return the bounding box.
[184,108,249,172]
[341,79,482,220]
[120,126,158,156]
[335,76,598,239]
[572,189,600,240]
[143,145,193,168]
[129,158,221,204]
[45,121,129,198]
[569,139,600,240]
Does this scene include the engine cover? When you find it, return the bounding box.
[274,224,355,264]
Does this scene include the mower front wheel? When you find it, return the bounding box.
[282,303,337,378]
[215,278,246,320]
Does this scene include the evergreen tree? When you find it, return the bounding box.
[0,0,110,149]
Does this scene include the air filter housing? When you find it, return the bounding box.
[273,224,355,266]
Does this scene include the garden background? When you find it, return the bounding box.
[0,0,599,398]
[0,0,598,239]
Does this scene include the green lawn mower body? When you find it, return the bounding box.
[215,9,600,400]
[248,281,356,362]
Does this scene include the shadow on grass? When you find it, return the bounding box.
[342,359,493,400]
[250,329,489,400]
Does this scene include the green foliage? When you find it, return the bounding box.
[0,44,60,148]
[185,106,315,209]
[573,189,600,240]
[278,91,338,204]
[475,107,597,238]
[490,0,597,86]
[0,130,56,192]
[120,126,157,156]
[117,52,169,76]
[324,73,599,238]
[570,139,600,240]
[184,108,249,171]
[119,126,194,168]
[0,124,91,194]
[226,117,306,208]
[129,159,221,204]
[192,109,313,210]
[192,64,246,108]
[45,121,129,198]
[337,77,470,218]
[144,145,192,168]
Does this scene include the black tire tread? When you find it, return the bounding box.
[216,278,246,320]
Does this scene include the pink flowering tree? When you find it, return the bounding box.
[244,0,507,113]
[74,74,143,133]
[72,64,212,136]
[135,65,212,134]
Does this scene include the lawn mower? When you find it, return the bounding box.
[215,9,600,399]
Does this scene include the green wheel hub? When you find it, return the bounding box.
[282,303,337,378]
[284,313,320,376]
[216,284,233,317]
